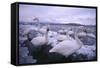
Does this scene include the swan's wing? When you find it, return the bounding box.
[31,36,46,46]
[49,40,78,57]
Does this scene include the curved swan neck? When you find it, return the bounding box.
[65,29,71,40]
[37,23,40,31]
[45,29,49,44]
[66,32,70,39]
[45,31,48,43]
[74,31,83,48]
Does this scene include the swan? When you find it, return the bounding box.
[64,27,74,35]
[57,34,67,42]
[31,26,49,46]
[48,30,57,38]
[49,27,85,58]
[47,30,58,47]
[58,29,65,34]
[31,17,50,46]
[48,29,69,47]
[22,25,53,63]
[56,29,67,42]
[47,28,74,47]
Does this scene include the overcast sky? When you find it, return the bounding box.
[19,4,96,25]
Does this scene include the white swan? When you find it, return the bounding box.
[49,28,75,47]
[31,17,50,46]
[57,34,67,42]
[47,30,58,47]
[49,27,85,57]
[48,31,57,38]
[64,27,74,35]
[38,26,48,34]
[56,29,67,42]
[31,26,49,46]
[48,29,68,47]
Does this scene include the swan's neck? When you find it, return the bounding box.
[66,33,70,40]
[74,32,83,49]
[45,30,48,44]
[37,22,40,31]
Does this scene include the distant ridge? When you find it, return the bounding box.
[19,22,96,27]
